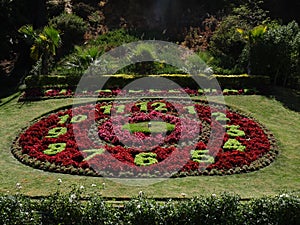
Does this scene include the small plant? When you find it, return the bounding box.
[223,139,246,152]
[191,150,215,164]
[134,152,158,166]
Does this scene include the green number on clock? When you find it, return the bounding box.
[136,102,148,112]
[151,102,167,112]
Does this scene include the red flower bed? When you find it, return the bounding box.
[19,87,257,101]
[12,99,278,177]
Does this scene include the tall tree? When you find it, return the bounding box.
[19,25,61,75]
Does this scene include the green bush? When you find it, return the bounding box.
[117,62,184,75]
[209,1,269,74]
[248,21,300,87]
[0,191,299,224]
[89,29,138,52]
[209,15,248,71]
[82,195,119,225]
[24,74,270,92]
[122,197,159,224]
[49,13,88,55]
[0,194,38,225]
[243,194,300,225]
[52,29,138,76]
[36,188,84,224]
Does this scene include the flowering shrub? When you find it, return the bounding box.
[1,190,299,225]
[11,99,277,177]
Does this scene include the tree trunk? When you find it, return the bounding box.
[274,68,280,85]
[41,53,49,75]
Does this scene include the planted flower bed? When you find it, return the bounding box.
[11,99,277,177]
[19,87,257,101]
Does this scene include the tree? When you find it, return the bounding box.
[237,25,267,74]
[18,25,61,75]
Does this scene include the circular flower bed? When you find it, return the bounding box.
[11,99,278,177]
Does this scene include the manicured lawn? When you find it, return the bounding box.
[0,91,299,198]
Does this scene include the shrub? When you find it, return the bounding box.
[248,21,300,86]
[82,195,119,225]
[52,29,138,76]
[0,191,299,224]
[24,74,270,92]
[209,1,269,74]
[244,194,300,225]
[122,197,159,225]
[49,13,88,55]
[209,15,248,71]
[117,62,183,75]
[72,2,96,19]
[181,16,219,52]
[89,29,138,52]
[0,194,38,224]
[36,188,84,224]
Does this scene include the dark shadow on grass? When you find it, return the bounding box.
[0,92,20,107]
[267,86,300,112]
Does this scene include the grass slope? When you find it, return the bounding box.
[0,92,299,198]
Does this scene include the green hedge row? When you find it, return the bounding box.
[1,191,299,225]
[24,74,270,91]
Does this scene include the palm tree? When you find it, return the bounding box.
[237,25,267,74]
[19,25,61,75]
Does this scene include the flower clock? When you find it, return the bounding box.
[12,99,278,178]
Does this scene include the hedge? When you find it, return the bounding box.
[0,191,299,225]
[24,74,270,91]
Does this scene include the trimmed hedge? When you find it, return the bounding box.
[24,74,270,90]
[0,191,299,225]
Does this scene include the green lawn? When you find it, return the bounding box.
[0,91,299,198]
[122,121,175,133]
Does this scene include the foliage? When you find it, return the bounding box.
[122,121,175,134]
[190,150,215,164]
[231,0,269,26]
[209,1,269,74]
[18,24,61,75]
[89,29,138,51]
[237,25,268,45]
[209,14,249,72]
[243,194,300,225]
[0,193,38,225]
[36,187,85,224]
[72,2,96,20]
[13,97,277,177]
[53,29,138,76]
[1,190,299,224]
[58,45,103,76]
[134,152,158,166]
[23,74,270,93]
[181,16,219,52]
[208,1,300,89]
[82,194,118,225]
[117,62,183,75]
[247,21,300,87]
[223,139,246,152]
[49,13,88,55]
